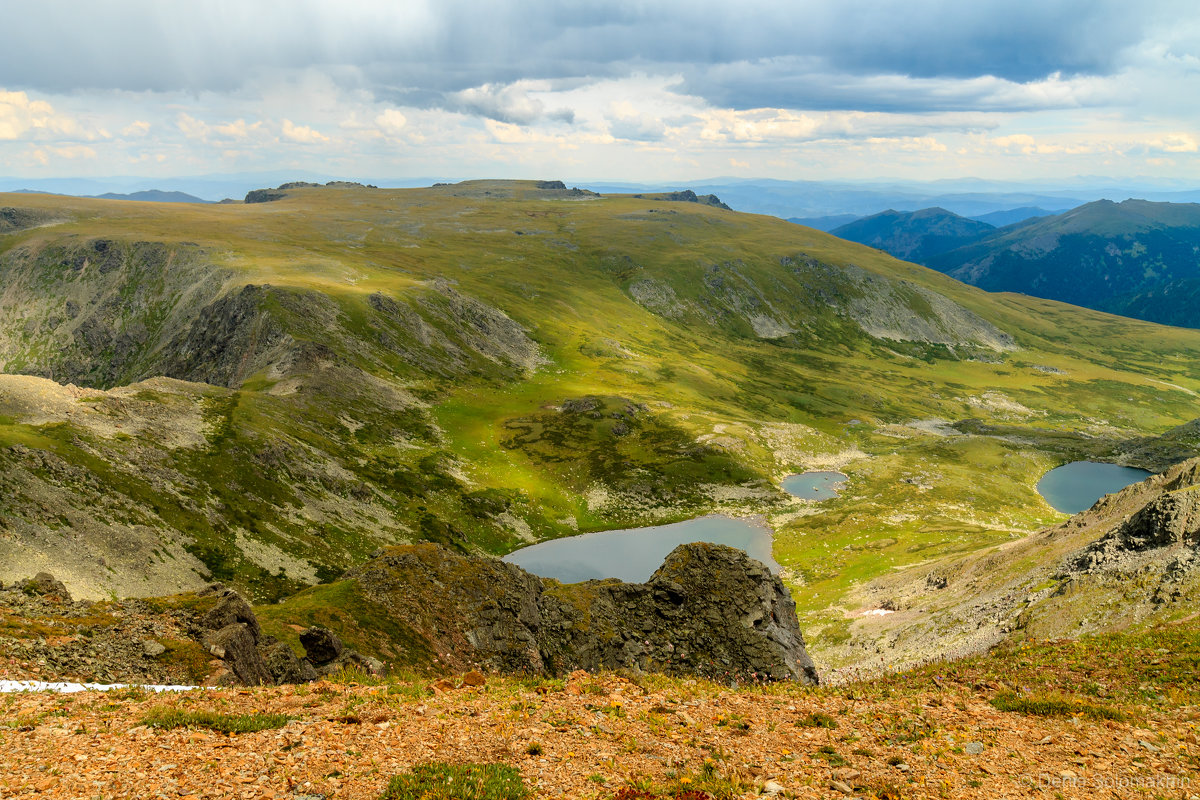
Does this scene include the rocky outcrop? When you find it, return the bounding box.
[193,586,379,685]
[195,585,273,685]
[1071,489,1200,571]
[19,572,72,601]
[298,626,384,678]
[246,181,378,203]
[300,626,344,663]
[262,640,318,684]
[633,190,731,210]
[0,207,59,233]
[244,189,287,204]
[342,542,819,684]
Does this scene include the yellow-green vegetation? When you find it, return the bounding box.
[990,691,1128,721]
[254,579,435,667]
[380,763,528,800]
[858,623,1200,720]
[2,181,1199,668]
[141,707,292,733]
[616,759,751,799]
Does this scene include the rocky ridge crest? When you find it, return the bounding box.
[342,541,819,684]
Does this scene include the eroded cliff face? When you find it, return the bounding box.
[338,541,819,684]
[0,235,555,601]
[0,238,546,390]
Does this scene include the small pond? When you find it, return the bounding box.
[502,514,778,584]
[1036,461,1152,514]
[781,471,847,500]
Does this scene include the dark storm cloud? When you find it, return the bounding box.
[0,0,1181,113]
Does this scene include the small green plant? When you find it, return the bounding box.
[525,742,543,756]
[990,691,1128,721]
[814,745,848,767]
[794,711,838,729]
[714,712,749,730]
[381,763,528,800]
[141,707,292,734]
[609,764,746,799]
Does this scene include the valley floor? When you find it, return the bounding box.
[2,626,1196,800]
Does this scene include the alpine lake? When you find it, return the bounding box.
[504,471,848,583]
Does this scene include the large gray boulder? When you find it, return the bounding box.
[198,584,262,639]
[262,639,318,684]
[203,623,273,686]
[299,626,344,665]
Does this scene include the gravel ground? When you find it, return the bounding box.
[0,671,1194,800]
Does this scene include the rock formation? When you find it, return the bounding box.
[343,542,819,684]
[194,586,378,685]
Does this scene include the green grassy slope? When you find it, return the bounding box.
[1,182,1198,665]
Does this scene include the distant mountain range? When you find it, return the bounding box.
[13,188,213,204]
[829,207,998,262]
[8,174,1200,215]
[580,176,1200,220]
[828,199,1200,328]
[93,190,212,203]
[969,206,1063,227]
[794,206,1061,234]
[785,214,862,231]
[931,199,1200,328]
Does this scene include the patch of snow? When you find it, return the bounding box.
[0,680,198,694]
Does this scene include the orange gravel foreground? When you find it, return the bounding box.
[0,671,1195,800]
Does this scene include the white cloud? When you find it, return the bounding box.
[175,112,209,139]
[991,134,1037,151]
[695,108,994,144]
[606,102,667,141]
[121,120,150,136]
[27,144,97,164]
[1146,133,1198,153]
[281,119,330,143]
[0,90,80,140]
[375,108,408,137]
[214,119,259,139]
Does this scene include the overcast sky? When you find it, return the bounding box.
[2,0,1198,185]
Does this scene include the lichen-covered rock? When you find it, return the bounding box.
[261,640,318,684]
[1070,477,1200,572]
[342,542,819,684]
[203,623,272,686]
[20,572,71,601]
[300,626,344,665]
[315,650,385,678]
[198,585,261,639]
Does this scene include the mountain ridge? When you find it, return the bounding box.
[928,198,1200,327]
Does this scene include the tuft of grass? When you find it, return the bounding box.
[814,744,849,766]
[608,762,747,799]
[990,690,1129,721]
[795,711,839,729]
[381,763,528,800]
[141,707,292,733]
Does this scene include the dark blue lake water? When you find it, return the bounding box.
[501,515,778,583]
[1036,461,1152,514]
[781,471,847,500]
